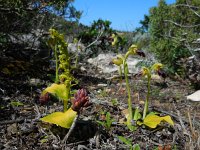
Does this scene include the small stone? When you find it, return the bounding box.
[80,66,86,71]
[186,90,200,101]
[7,123,18,135]
[97,83,107,87]
[151,74,162,81]
[29,78,41,86]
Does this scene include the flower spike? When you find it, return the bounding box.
[71,89,90,112]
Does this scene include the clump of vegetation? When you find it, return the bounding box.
[135,63,174,128]
[78,19,119,56]
[40,88,89,128]
[44,29,75,110]
[97,111,115,130]
[112,38,173,129]
[118,136,140,150]
[40,29,89,128]
[148,0,200,76]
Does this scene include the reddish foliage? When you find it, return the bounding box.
[158,145,171,150]
[39,93,50,104]
[71,89,90,112]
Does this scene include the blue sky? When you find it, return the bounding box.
[74,0,176,31]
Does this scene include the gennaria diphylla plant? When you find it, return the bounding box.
[39,29,89,128]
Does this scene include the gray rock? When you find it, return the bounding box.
[87,53,141,74]
[68,43,85,54]
[186,90,200,101]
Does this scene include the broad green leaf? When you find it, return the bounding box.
[106,112,111,123]
[161,115,174,126]
[40,108,77,128]
[42,83,68,101]
[138,114,174,128]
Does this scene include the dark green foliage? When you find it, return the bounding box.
[77,19,116,56]
[139,14,150,33]
[79,19,113,43]
[0,0,81,75]
[148,0,200,76]
[0,0,81,34]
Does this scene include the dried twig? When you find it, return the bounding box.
[0,119,24,125]
[85,29,104,49]
[187,108,196,138]
[172,103,193,147]
[174,2,200,18]
[62,115,78,146]
[33,104,41,121]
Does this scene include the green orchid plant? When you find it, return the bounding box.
[47,28,69,83]
[112,45,145,130]
[136,63,174,128]
[46,28,75,111]
[39,29,89,129]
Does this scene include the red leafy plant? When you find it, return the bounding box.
[39,93,50,105]
[71,89,90,112]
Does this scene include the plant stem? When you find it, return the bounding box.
[62,115,78,145]
[75,54,78,68]
[74,42,79,68]
[54,45,59,83]
[143,75,151,119]
[118,65,122,89]
[124,62,133,125]
[64,86,70,112]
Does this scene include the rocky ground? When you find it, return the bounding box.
[0,54,200,150]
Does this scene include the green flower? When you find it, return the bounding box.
[112,54,124,66]
[151,63,163,71]
[128,44,138,54]
[141,67,150,76]
[111,34,118,46]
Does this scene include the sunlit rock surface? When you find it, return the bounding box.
[87,53,142,74]
[187,90,200,101]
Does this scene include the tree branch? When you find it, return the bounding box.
[164,20,200,28]
[174,3,200,18]
[85,29,104,49]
